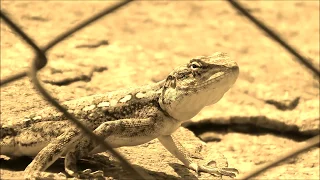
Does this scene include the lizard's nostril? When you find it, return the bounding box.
[229,61,239,73]
[232,65,239,71]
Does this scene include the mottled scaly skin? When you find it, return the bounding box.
[1,82,170,155]
[1,52,239,179]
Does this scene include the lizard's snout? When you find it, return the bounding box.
[231,62,239,75]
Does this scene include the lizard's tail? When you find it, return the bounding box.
[0,124,18,156]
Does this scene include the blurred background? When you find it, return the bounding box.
[1,1,319,179]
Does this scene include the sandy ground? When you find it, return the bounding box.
[1,1,319,179]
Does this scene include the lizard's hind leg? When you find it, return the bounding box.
[63,121,117,179]
[24,128,81,179]
[64,140,104,179]
[64,118,156,178]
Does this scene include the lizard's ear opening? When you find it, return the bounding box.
[164,75,176,89]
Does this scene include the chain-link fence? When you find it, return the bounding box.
[0,0,319,179]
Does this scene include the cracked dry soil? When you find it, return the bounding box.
[1,1,319,180]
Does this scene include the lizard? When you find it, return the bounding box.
[0,52,239,179]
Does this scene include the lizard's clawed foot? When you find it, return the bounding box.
[188,161,239,178]
[24,172,67,180]
[198,164,239,178]
[77,169,104,178]
[69,169,104,179]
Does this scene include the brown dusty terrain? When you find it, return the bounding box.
[0,1,319,180]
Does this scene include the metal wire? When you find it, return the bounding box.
[226,0,320,178]
[0,0,318,179]
[227,0,320,79]
[0,0,135,86]
[30,54,150,180]
[238,135,320,179]
[1,1,151,179]
[43,0,134,52]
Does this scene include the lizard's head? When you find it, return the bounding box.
[159,52,239,121]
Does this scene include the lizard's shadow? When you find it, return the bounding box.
[0,155,181,179]
[0,156,65,173]
[0,155,115,174]
[1,156,31,171]
[169,163,227,180]
[169,163,198,180]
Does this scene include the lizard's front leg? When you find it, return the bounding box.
[158,135,239,178]
[24,128,81,179]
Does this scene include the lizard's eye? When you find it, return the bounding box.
[190,62,201,70]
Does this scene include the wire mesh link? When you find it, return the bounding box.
[0,1,151,179]
[0,1,319,179]
[226,0,320,178]
[227,0,320,79]
[238,135,320,179]
[0,0,135,86]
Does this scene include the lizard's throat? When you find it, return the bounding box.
[159,84,231,121]
[159,71,237,121]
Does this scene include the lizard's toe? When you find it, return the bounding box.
[25,171,67,180]
[198,165,239,178]
[77,169,104,178]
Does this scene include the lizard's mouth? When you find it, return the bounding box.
[180,67,239,92]
[204,64,239,89]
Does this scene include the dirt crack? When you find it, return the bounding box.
[42,66,108,86]
[184,115,319,142]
